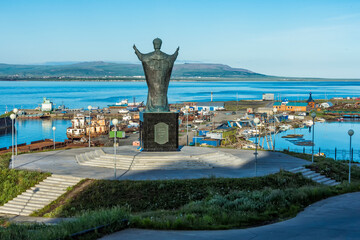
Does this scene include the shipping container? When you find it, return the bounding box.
[109,131,125,138]
[206,132,223,140]
[199,139,221,147]
[198,130,209,136]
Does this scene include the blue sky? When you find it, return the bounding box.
[0,0,359,78]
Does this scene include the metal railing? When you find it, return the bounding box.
[280,147,359,162]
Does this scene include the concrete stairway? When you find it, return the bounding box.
[76,149,244,170]
[197,151,246,167]
[0,174,82,216]
[76,149,213,170]
[289,167,340,186]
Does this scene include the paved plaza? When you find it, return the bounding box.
[14,146,308,180]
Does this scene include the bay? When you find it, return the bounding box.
[254,121,360,162]
[1,80,360,113]
[0,119,71,149]
[1,80,360,155]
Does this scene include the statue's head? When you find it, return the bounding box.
[153,38,162,50]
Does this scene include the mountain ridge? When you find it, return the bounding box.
[0,62,269,78]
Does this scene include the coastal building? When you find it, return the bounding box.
[273,92,318,112]
[262,93,274,101]
[273,102,308,112]
[307,92,315,108]
[67,114,109,140]
[196,102,225,111]
[41,97,53,111]
[320,102,334,109]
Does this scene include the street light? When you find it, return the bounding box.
[52,126,56,150]
[348,129,354,183]
[254,117,260,177]
[13,108,18,156]
[273,108,278,151]
[311,112,316,163]
[112,118,119,180]
[88,105,92,148]
[185,106,189,146]
[10,113,16,169]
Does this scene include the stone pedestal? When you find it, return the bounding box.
[140,112,179,151]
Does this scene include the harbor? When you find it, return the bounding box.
[2,83,360,162]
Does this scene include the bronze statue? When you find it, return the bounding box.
[133,38,179,112]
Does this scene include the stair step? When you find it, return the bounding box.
[6,200,45,208]
[15,195,53,203]
[0,209,33,216]
[41,180,77,186]
[26,189,66,196]
[0,206,33,214]
[31,185,67,192]
[20,192,60,199]
[330,181,340,186]
[322,179,336,185]
[317,177,332,183]
[2,203,40,211]
[305,172,321,178]
[46,176,81,183]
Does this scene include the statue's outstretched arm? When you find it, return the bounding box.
[172,47,180,60]
[133,44,143,61]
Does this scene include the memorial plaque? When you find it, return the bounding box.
[154,122,169,144]
[140,112,179,151]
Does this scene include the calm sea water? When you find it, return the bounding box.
[255,121,360,161]
[1,80,360,154]
[1,80,360,113]
[0,119,71,149]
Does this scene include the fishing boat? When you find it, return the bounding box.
[67,114,109,140]
[108,99,144,109]
[304,120,314,127]
[316,118,326,122]
[17,112,50,119]
[281,134,304,138]
[279,124,292,131]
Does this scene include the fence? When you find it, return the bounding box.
[278,146,359,162]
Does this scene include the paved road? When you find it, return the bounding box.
[101,192,360,240]
[13,147,308,180]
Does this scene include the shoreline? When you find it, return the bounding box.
[1,78,360,82]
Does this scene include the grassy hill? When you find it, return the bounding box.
[0,62,268,78]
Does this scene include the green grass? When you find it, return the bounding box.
[0,206,129,240]
[283,151,360,182]
[30,152,360,231]
[44,171,315,218]
[34,170,360,231]
[0,112,12,118]
[131,183,360,230]
[0,153,11,168]
[0,153,50,206]
[3,150,360,236]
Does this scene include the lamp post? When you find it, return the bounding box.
[185,106,189,146]
[273,108,277,151]
[10,113,16,169]
[52,126,56,150]
[311,112,316,163]
[254,117,260,177]
[348,129,354,184]
[87,105,92,148]
[13,108,18,156]
[112,118,119,180]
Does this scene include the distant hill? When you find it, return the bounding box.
[0,62,269,78]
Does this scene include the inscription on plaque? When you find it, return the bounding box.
[154,122,169,145]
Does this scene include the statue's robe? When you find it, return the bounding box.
[135,50,178,112]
